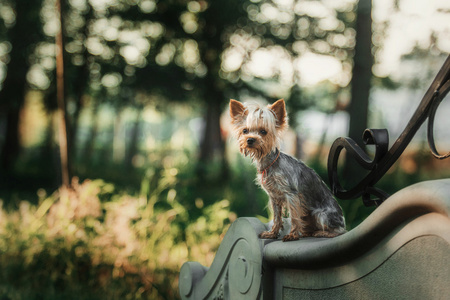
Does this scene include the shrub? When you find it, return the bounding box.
[0,174,232,299]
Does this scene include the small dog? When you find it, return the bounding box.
[229,99,346,241]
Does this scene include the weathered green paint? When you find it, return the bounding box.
[179,179,450,299]
[179,217,268,299]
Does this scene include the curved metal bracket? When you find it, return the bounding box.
[328,55,450,206]
[428,79,450,160]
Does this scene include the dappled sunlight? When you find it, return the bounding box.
[296,52,347,87]
[218,0,358,88]
[155,43,177,66]
[244,46,293,83]
[19,92,48,148]
[100,72,122,88]
[373,0,450,78]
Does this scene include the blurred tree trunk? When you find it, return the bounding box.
[344,0,373,184]
[69,61,89,173]
[0,99,23,174]
[195,21,228,179]
[199,100,224,162]
[198,92,228,179]
[82,99,100,164]
[56,0,71,187]
[0,1,42,175]
[41,111,55,158]
[68,2,93,166]
[113,109,125,163]
[312,113,334,165]
[125,108,142,170]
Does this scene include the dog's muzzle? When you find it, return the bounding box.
[247,138,256,146]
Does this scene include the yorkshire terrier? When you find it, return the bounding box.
[229,99,346,241]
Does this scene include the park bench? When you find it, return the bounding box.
[179,55,450,300]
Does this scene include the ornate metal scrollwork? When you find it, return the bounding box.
[328,55,450,206]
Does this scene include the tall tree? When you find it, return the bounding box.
[344,0,373,183]
[193,0,247,176]
[130,0,248,177]
[56,0,71,187]
[0,0,44,175]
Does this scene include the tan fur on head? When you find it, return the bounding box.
[229,99,288,161]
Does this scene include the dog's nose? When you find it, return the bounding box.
[247,138,255,146]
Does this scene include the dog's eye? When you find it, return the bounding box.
[260,130,267,135]
[243,128,249,134]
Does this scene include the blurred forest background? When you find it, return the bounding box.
[0,0,449,299]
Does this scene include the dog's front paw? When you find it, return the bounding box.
[282,232,300,242]
[259,231,278,239]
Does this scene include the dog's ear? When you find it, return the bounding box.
[269,99,287,128]
[229,99,247,124]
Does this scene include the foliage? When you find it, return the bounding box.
[2,140,450,298]
[0,173,234,299]
[0,0,363,174]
